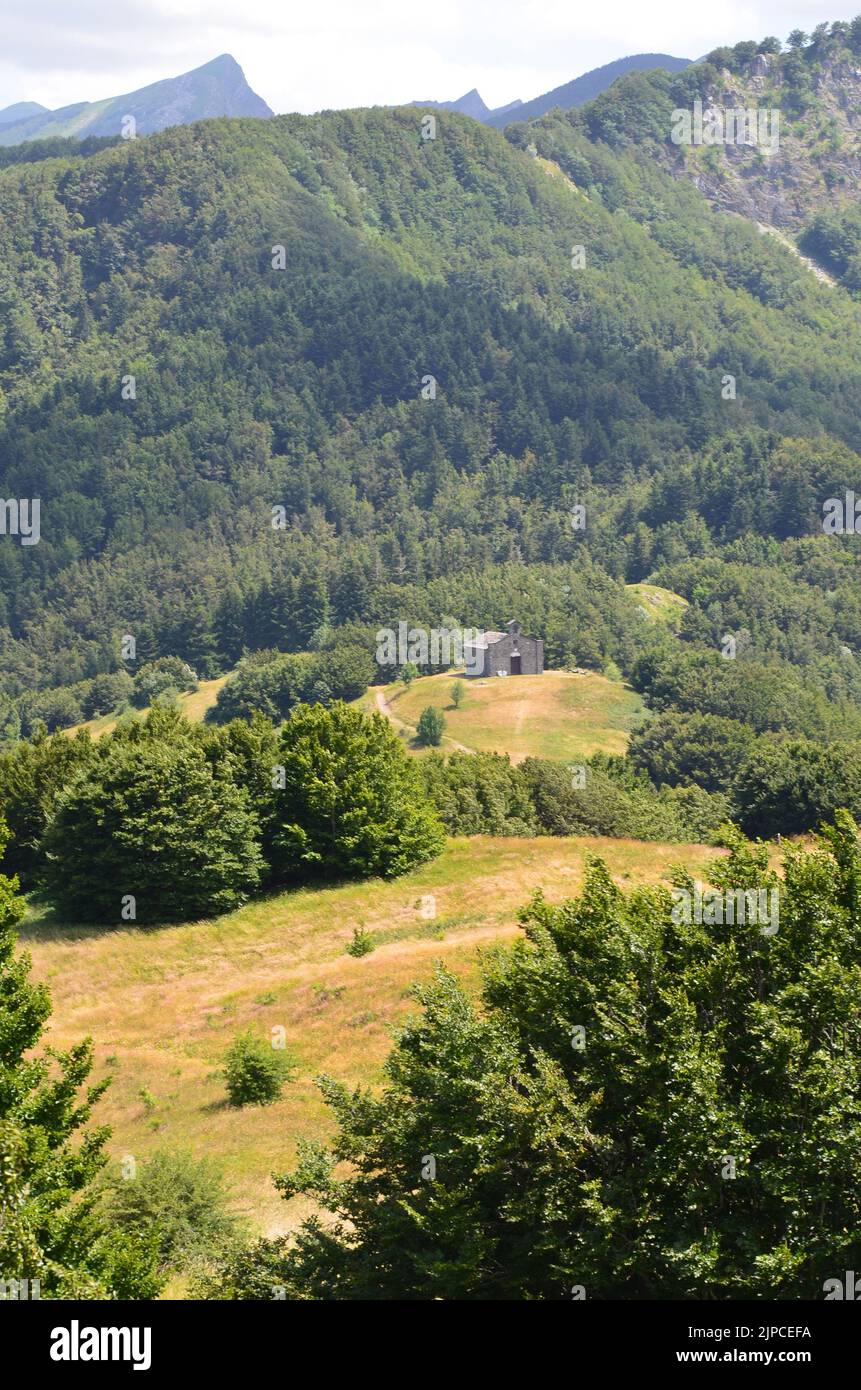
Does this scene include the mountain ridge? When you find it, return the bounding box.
[0,100,48,128]
[411,53,692,128]
[0,54,272,146]
[486,52,692,126]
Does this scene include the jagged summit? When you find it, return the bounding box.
[0,54,272,146]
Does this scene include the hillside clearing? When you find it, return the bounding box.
[24,833,719,1237]
[368,669,647,762]
[626,582,689,631]
[64,677,229,739]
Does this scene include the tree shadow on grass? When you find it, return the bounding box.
[18,873,388,944]
[198,1097,234,1116]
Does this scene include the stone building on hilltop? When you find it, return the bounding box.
[464,620,544,678]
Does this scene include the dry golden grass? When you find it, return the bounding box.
[64,677,228,740]
[24,833,722,1236]
[376,669,646,762]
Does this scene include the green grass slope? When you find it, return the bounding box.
[25,832,721,1236]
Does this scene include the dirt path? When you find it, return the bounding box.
[755,222,837,287]
[373,687,474,754]
[513,701,528,740]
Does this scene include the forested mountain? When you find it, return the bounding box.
[2,31,861,773]
[524,22,861,281]
[0,55,272,147]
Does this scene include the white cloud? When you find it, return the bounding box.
[0,0,855,117]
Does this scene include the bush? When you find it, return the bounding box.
[102,1150,242,1272]
[211,653,311,723]
[732,737,861,837]
[82,670,135,719]
[346,926,375,957]
[210,644,374,724]
[41,733,264,923]
[419,751,536,835]
[629,711,757,792]
[521,757,613,835]
[521,757,681,840]
[315,644,376,703]
[18,687,84,735]
[417,705,445,747]
[191,1236,293,1301]
[224,1031,295,1106]
[660,783,733,842]
[132,657,198,709]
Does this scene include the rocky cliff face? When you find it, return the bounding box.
[668,54,861,232]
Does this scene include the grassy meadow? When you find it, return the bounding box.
[366,669,648,762]
[24,833,722,1242]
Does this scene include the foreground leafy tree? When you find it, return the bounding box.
[265,703,444,882]
[42,735,264,923]
[213,814,861,1299]
[101,1150,242,1276]
[0,819,161,1298]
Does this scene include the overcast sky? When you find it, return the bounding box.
[0,1,855,115]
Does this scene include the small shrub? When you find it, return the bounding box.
[223,1030,295,1106]
[138,1086,158,1115]
[102,1149,242,1272]
[346,926,375,957]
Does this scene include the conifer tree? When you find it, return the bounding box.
[0,818,161,1298]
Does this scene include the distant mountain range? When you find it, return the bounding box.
[410,88,523,122]
[0,54,272,146]
[414,53,691,128]
[0,50,692,150]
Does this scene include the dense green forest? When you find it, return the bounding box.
[530,21,861,244]
[4,27,861,831]
[2,90,861,686]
